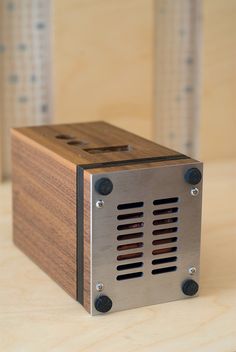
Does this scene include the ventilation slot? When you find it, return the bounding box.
[117,272,143,281]
[152,247,177,255]
[116,201,144,280]
[153,197,178,205]
[153,217,178,226]
[152,197,179,275]
[117,222,144,231]
[152,266,177,275]
[153,207,178,215]
[117,242,143,251]
[152,237,177,246]
[117,252,143,261]
[153,227,178,236]
[117,232,143,241]
[117,201,143,210]
[117,262,143,271]
[117,212,143,220]
[152,256,177,265]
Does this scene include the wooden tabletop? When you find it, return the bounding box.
[1,160,236,352]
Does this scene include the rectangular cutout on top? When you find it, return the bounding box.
[84,145,130,154]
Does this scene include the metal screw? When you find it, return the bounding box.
[188,267,197,275]
[96,200,104,208]
[96,282,104,292]
[190,187,199,197]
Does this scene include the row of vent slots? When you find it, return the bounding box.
[116,226,178,240]
[117,197,179,211]
[117,217,178,230]
[116,245,178,259]
[116,260,178,280]
[117,256,177,270]
[117,236,177,251]
[117,268,177,280]
[116,198,179,281]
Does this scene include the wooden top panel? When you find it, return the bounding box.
[12,121,183,166]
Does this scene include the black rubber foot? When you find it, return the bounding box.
[94,295,113,313]
[182,279,199,296]
[95,178,113,195]
[184,168,202,185]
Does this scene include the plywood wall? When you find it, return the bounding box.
[53,0,236,160]
[201,0,236,160]
[53,0,154,140]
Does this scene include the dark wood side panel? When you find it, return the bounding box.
[12,130,77,299]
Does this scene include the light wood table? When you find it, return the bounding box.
[1,160,236,352]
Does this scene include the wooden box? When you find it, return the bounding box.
[12,121,203,315]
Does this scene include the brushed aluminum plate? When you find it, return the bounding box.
[90,162,203,315]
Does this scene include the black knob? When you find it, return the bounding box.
[95,177,113,195]
[94,295,113,313]
[182,279,199,296]
[184,168,202,185]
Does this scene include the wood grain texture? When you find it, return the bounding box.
[13,121,182,166]
[11,129,77,299]
[1,160,236,351]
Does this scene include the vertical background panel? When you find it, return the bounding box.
[201,0,236,160]
[0,0,52,180]
[53,0,154,140]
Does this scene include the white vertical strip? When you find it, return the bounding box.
[0,0,52,180]
[154,0,202,157]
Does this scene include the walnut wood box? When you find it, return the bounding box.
[12,121,203,315]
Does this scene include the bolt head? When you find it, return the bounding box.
[96,282,104,292]
[189,267,197,275]
[191,187,199,197]
[96,200,104,208]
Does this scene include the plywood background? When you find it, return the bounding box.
[200,0,236,160]
[53,0,154,140]
[53,0,236,161]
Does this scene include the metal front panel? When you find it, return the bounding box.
[90,162,203,315]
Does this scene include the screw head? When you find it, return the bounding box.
[182,279,199,296]
[188,267,197,275]
[185,168,202,185]
[96,200,104,208]
[94,295,113,313]
[95,177,113,196]
[96,282,104,292]
[191,187,199,196]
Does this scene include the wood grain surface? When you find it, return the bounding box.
[1,160,236,351]
[13,121,182,167]
[11,129,77,299]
